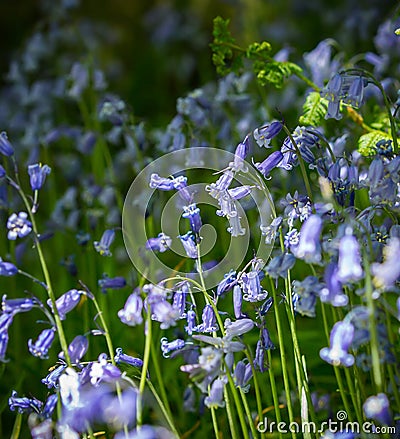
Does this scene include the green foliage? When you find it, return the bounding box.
[254,61,303,89]
[358,131,392,156]
[210,16,243,76]
[299,91,328,126]
[211,17,303,89]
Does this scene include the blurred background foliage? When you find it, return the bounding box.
[0,0,397,126]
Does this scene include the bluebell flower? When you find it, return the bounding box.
[172,289,187,318]
[363,393,393,425]
[183,203,202,236]
[195,304,218,333]
[183,386,196,413]
[42,394,58,419]
[151,299,180,329]
[205,377,226,409]
[62,335,88,364]
[28,163,51,191]
[292,215,323,264]
[30,419,53,439]
[185,309,197,335]
[118,291,143,326]
[179,231,198,259]
[7,212,32,240]
[293,290,317,317]
[206,170,234,199]
[0,258,18,276]
[320,321,355,367]
[284,229,300,249]
[217,270,237,296]
[371,237,400,290]
[9,390,43,414]
[241,270,268,302]
[320,263,348,307]
[149,173,187,191]
[98,275,126,293]
[93,229,115,257]
[224,318,254,339]
[0,312,14,334]
[303,39,339,87]
[227,210,246,237]
[160,337,185,358]
[253,340,269,372]
[343,76,366,108]
[253,151,283,179]
[234,360,252,392]
[0,131,14,156]
[42,363,67,389]
[0,332,9,362]
[0,164,5,178]
[145,232,172,253]
[265,253,296,279]
[2,295,37,313]
[322,73,343,120]
[89,353,121,386]
[115,347,143,367]
[47,289,84,320]
[233,285,244,319]
[260,216,282,245]
[28,327,56,359]
[229,135,250,171]
[253,121,282,148]
[228,185,254,200]
[337,230,363,283]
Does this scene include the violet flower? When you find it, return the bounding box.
[93,229,115,257]
[363,393,393,425]
[28,163,51,191]
[145,232,172,253]
[320,321,355,367]
[28,328,56,359]
[7,212,32,240]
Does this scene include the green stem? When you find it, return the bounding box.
[269,278,296,439]
[245,347,264,435]
[363,256,383,392]
[137,309,152,427]
[240,388,259,438]
[210,404,221,439]
[267,349,283,439]
[320,303,354,422]
[13,171,71,366]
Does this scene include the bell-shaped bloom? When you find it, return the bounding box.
[253,121,282,148]
[228,185,254,200]
[337,230,363,283]
[28,163,51,191]
[7,212,32,240]
[217,270,236,296]
[206,170,234,199]
[179,231,198,259]
[114,347,143,367]
[0,131,14,156]
[9,390,43,414]
[363,393,393,426]
[0,258,18,277]
[28,328,56,359]
[42,363,67,389]
[93,229,115,257]
[224,318,254,339]
[293,215,323,263]
[253,151,283,179]
[344,76,365,108]
[230,135,250,171]
[234,360,253,392]
[2,295,37,313]
[182,204,202,235]
[160,337,185,358]
[149,173,187,191]
[320,321,355,367]
[205,377,226,409]
[118,291,143,326]
[233,285,244,319]
[241,271,268,302]
[185,309,197,336]
[63,335,88,364]
[89,353,121,386]
[227,212,246,237]
[195,304,218,333]
[47,289,84,320]
[145,232,172,253]
[320,263,348,307]
[98,275,126,293]
[371,237,400,290]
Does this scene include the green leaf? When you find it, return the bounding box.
[246,41,272,59]
[299,92,328,126]
[254,61,303,88]
[210,16,243,76]
[358,131,391,156]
